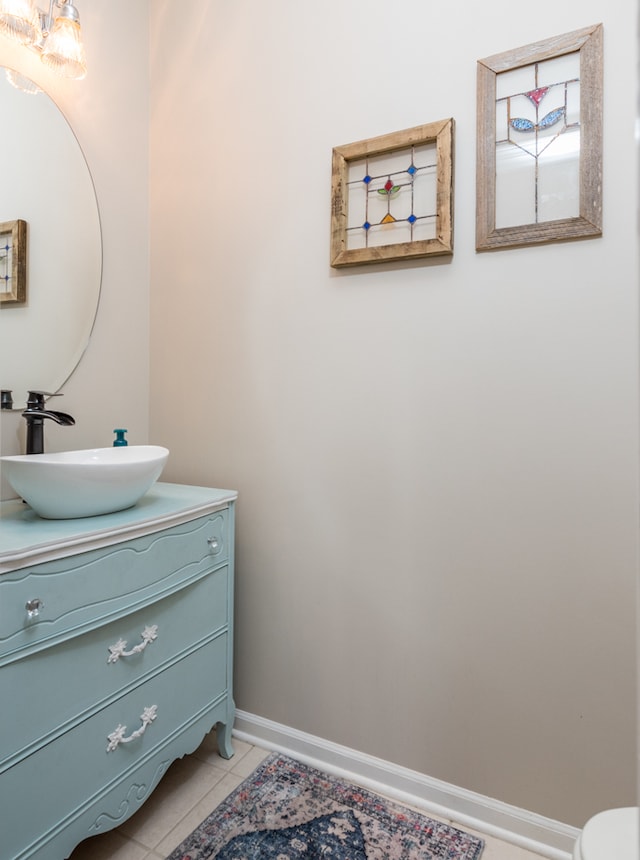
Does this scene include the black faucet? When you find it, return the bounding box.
[22,391,75,455]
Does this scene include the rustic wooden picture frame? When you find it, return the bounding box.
[476,24,603,251]
[0,219,27,305]
[330,119,454,268]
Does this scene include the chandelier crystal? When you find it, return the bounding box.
[0,0,86,80]
[0,0,42,45]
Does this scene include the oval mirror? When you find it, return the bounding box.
[0,67,102,410]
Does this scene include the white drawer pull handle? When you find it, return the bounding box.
[25,598,44,619]
[107,625,158,664]
[207,536,220,552]
[106,705,158,752]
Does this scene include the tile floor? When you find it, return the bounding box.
[68,733,550,860]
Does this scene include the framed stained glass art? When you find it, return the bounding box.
[330,119,454,267]
[476,24,602,251]
[0,219,27,305]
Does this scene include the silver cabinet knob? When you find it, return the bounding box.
[25,598,44,619]
[207,537,220,552]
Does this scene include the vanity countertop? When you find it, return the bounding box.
[0,481,237,574]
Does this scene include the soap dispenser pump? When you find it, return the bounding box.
[113,428,128,447]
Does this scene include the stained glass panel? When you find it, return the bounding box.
[495,52,580,229]
[0,238,11,295]
[0,220,27,304]
[345,142,437,251]
[331,119,454,267]
[476,24,602,251]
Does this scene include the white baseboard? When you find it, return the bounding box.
[233,710,579,860]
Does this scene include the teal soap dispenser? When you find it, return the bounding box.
[113,428,128,447]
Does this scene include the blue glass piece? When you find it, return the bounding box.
[363,175,372,184]
[363,221,371,231]
[407,165,417,175]
[408,214,417,224]
[510,117,535,132]
[538,107,565,129]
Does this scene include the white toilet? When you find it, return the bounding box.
[572,807,639,860]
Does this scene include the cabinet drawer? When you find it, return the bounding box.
[0,509,228,658]
[1,637,227,860]
[0,566,228,769]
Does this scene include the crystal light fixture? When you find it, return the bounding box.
[0,0,86,80]
[0,0,42,45]
[40,1,85,78]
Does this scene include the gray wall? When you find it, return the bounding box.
[146,1,638,828]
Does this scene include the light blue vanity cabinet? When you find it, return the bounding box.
[0,483,237,860]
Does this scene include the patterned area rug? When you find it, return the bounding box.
[167,753,484,860]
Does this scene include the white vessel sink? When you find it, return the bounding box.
[1,445,169,519]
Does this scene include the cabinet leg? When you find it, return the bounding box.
[217,721,234,759]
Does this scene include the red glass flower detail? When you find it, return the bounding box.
[378,177,400,196]
[525,87,549,106]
